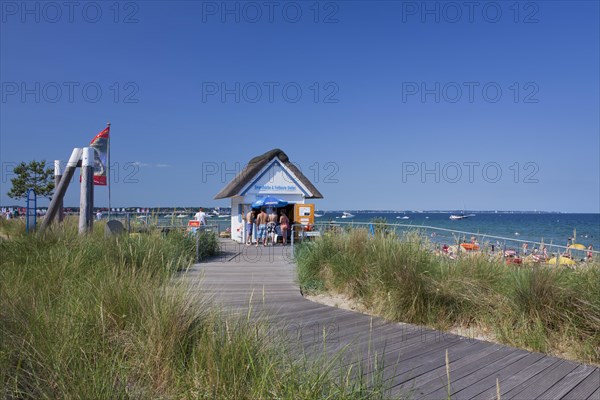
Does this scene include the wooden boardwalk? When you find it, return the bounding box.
[181,240,600,399]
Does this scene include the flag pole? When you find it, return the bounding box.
[107,121,111,220]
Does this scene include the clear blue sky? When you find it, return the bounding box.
[1,1,598,212]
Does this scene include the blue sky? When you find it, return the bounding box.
[1,1,598,212]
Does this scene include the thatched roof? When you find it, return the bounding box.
[214,149,323,199]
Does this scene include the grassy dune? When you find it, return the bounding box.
[0,220,385,399]
[296,229,600,365]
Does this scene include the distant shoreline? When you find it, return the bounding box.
[2,206,599,215]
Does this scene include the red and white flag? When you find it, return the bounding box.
[89,126,110,185]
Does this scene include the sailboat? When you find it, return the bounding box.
[450,205,475,220]
[396,212,409,220]
[449,211,477,220]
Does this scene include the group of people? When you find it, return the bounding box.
[245,208,290,246]
[2,207,47,220]
[2,208,19,219]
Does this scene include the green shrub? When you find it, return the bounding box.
[195,230,219,261]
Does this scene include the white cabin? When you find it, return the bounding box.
[214,149,323,243]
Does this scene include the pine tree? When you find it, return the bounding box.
[7,160,55,200]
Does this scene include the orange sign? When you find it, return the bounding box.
[294,203,314,226]
[188,220,200,227]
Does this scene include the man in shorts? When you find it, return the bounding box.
[245,210,255,245]
[255,208,268,247]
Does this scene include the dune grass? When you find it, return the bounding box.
[296,229,600,365]
[0,219,386,399]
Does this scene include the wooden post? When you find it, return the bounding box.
[79,147,94,234]
[39,148,82,233]
[54,160,65,222]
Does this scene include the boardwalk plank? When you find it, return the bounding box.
[538,364,597,400]
[561,369,600,400]
[451,352,546,399]
[471,355,562,400]
[318,322,459,365]
[502,360,579,399]
[414,349,529,399]
[392,342,501,396]
[377,337,479,385]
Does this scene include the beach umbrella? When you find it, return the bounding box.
[252,196,288,208]
[568,243,587,250]
[547,256,576,266]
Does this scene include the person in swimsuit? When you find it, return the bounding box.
[279,210,290,245]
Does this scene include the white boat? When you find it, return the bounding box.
[176,214,188,218]
[209,208,230,218]
[341,212,355,219]
[449,213,474,220]
[314,211,324,218]
[396,211,409,219]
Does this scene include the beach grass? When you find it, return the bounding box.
[296,228,600,365]
[0,219,387,399]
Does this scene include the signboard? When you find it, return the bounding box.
[294,203,314,226]
[188,220,200,227]
[244,162,305,196]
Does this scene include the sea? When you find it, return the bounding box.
[133,211,599,252]
[311,212,600,251]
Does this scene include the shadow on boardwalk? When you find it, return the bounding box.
[179,240,600,399]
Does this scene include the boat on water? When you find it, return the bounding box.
[449,213,475,220]
[314,211,324,218]
[208,208,230,218]
[341,212,355,219]
[396,211,410,219]
[176,214,188,218]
